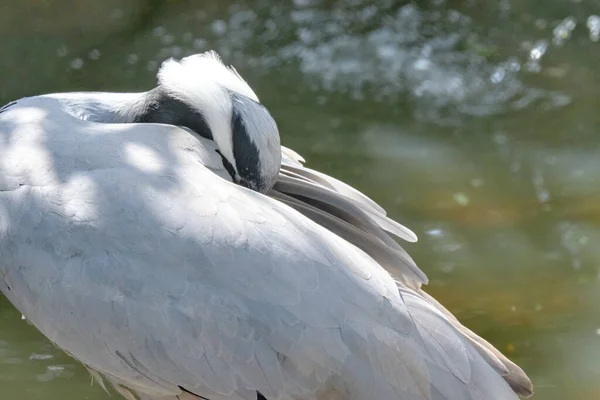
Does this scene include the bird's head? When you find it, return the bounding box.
[141,51,281,194]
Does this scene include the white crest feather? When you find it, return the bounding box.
[156,50,259,171]
[157,51,259,103]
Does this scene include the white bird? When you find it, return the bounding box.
[0,51,532,400]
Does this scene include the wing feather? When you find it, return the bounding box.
[0,97,530,400]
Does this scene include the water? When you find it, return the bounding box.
[1,0,599,398]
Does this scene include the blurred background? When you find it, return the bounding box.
[1,0,599,398]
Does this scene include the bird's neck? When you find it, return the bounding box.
[125,87,214,141]
[58,88,215,142]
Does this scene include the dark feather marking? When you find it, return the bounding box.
[230,93,263,191]
[177,385,267,400]
[178,386,211,400]
[216,149,236,181]
[0,101,16,114]
[134,87,213,140]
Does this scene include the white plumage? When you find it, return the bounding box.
[0,51,532,400]
[157,51,258,169]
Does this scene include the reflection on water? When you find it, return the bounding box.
[1,0,600,399]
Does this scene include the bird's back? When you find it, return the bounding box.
[0,96,529,400]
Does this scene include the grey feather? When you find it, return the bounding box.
[269,190,425,286]
[276,145,532,398]
[277,164,417,243]
[0,93,531,400]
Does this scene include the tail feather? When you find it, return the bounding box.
[416,289,533,398]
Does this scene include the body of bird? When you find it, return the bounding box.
[0,51,532,400]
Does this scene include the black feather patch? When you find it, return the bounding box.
[216,149,236,181]
[178,386,211,400]
[230,95,262,190]
[135,87,213,140]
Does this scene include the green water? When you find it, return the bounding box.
[1,0,600,398]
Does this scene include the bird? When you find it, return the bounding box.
[0,51,533,400]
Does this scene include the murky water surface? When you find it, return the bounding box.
[1,1,600,398]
